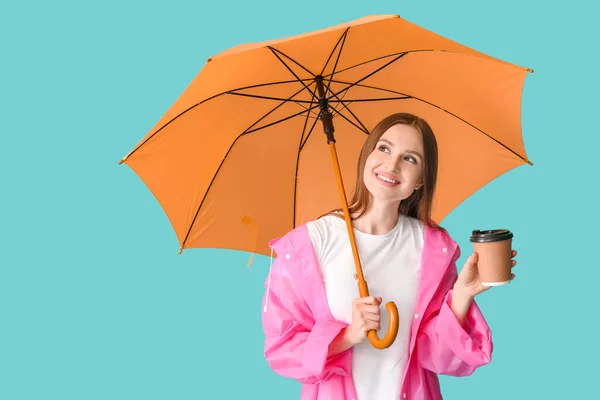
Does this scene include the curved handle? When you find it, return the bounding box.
[367,301,399,349]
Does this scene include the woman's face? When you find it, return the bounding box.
[363,123,425,205]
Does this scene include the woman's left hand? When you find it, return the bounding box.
[454,250,518,299]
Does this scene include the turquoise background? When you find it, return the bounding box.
[1,0,597,398]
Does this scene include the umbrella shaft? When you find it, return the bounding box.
[317,77,368,291]
[328,141,367,288]
[315,76,335,143]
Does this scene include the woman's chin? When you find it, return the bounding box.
[368,192,405,205]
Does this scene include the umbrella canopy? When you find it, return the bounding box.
[120,14,532,258]
[120,14,533,349]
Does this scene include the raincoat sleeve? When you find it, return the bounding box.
[261,257,351,385]
[416,246,493,377]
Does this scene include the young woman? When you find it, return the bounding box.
[261,113,517,400]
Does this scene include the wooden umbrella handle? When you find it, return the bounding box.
[329,141,399,350]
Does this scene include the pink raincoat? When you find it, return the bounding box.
[261,222,493,400]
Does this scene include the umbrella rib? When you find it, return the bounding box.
[328,81,351,116]
[330,79,532,165]
[327,94,371,134]
[245,104,319,135]
[254,86,319,119]
[338,49,534,77]
[329,52,408,100]
[268,47,317,99]
[289,101,320,119]
[329,96,411,103]
[236,84,311,134]
[228,91,319,118]
[178,87,318,251]
[329,106,370,135]
[179,131,258,252]
[318,29,370,137]
[179,101,320,251]
[323,51,407,79]
[321,29,349,121]
[324,29,349,97]
[319,53,408,135]
[328,79,405,96]
[298,87,318,145]
[119,78,314,164]
[333,79,408,96]
[319,28,350,77]
[293,89,319,228]
[269,46,316,77]
[227,92,313,103]
[299,110,321,151]
[321,48,528,80]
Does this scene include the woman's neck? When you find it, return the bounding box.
[352,199,400,235]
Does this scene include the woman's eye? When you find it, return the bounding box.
[378,145,390,153]
[405,156,417,163]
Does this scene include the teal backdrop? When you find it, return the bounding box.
[1,0,597,399]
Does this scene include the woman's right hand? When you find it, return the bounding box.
[346,296,383,345]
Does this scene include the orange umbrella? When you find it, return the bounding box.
[119,14,533,349]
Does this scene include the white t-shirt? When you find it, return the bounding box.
[307,213,425,400]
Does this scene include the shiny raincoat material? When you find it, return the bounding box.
[261,222,493,400]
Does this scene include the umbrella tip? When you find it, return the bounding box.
[527,160,534,166]
[179,247,183,254]
[527,68,534,73]
[119,151,132,164]
[207,57,213,63]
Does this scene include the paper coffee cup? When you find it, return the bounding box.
[470,229,513,287]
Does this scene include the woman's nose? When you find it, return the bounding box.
[387,160,400,173]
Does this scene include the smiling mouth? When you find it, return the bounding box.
[376,174,400,185]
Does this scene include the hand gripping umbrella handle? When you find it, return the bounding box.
[358,280,400,350]
[329,141,399,350]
